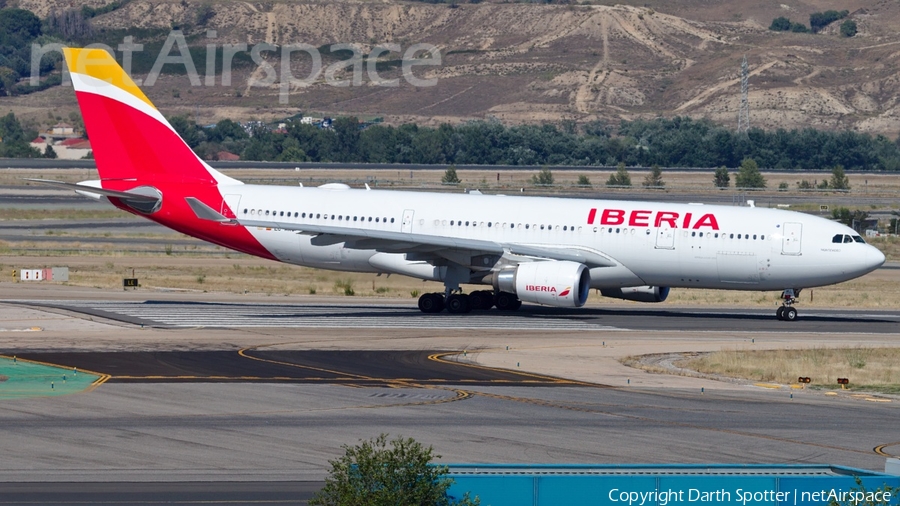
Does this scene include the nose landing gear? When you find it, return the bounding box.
[776,289,801,321]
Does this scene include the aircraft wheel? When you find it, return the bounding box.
[784,307,798,321]
[418,293,444,313]
[446,293,471,314]
[776,306,785,320]
[495,292,520,311]
[469,290,494,310]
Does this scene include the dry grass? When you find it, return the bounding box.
[0,254,441,298]
[7,168,900,197]
[678,347,900,393]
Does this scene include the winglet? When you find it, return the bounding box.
[185,197,235,223]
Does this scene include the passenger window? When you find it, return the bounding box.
[753,234,757,240]
[699,232,704,237]
[375,218,379,222]
[540,225,545,230]
[243,209,247,214]
[729,234,734,239]
[563,226,568,231]
[279,211,284,217]
[761,235,765,240]
[265,210,270,216]
[488,222,492,227]
[691,231,696,237]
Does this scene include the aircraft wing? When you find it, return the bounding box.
[185,197,616,268]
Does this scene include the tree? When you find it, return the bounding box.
[442,166,460,184]
[606,163,631,187]
[43,144,57,159]
[769,17,791,31]
[735,158,766,189]
[829,165,850,190]
[167,115,204,148]
[576,174,591,188]
[642,164,664,188]
[831,207,869,230]
[310,434,479,506]
[713,166,730,188]
[531,167,554,186]
[840,19,857,37]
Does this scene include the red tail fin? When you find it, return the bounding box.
[63,48,239,186]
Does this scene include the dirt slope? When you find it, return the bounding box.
[8,0,900,135]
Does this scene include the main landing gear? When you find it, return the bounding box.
[776,289,800,321]
[417,290,521,314]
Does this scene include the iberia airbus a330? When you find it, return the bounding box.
[36,48,885,320]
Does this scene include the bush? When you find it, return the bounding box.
[442,166,460,184]
[840,19,857,37]
[606,163,632,187]
[713,166,730,188]
[810,10,848,33]
[531,167,554,186]
[769,16,791,31]
[576,174,591,187]
[642,164,664,188]
[311,434,479,506]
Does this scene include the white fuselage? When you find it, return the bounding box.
[221,184,884,292]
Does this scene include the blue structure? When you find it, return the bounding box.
[446,464,900,506]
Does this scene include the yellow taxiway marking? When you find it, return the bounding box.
[874,442,900,457]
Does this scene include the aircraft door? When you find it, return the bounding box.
[401,209,415,233]
[655,227,675,249]
[782,222,802,255]
[222,194,242,221]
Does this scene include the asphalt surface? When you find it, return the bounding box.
[20,299,900,333]
[15,350,575,386]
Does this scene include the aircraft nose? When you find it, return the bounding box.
[866,245,886,271]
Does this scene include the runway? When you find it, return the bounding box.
[15,299,900,333]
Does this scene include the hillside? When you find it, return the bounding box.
[6,0,900,136]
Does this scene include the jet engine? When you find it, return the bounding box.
[492,261,590,308]
[600,286,670,303]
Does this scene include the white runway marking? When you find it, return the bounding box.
[25,300,621,331]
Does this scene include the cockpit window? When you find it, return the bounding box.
[852,235,866,243]
[843,235,853,243]
[832,234,843,243]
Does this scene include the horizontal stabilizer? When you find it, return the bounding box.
[25,179,161,202]
[185,197,236,223]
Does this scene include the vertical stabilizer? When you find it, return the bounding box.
[63,48,240,186]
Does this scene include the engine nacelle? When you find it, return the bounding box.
[600,286,670,303]
[493,261,590,308]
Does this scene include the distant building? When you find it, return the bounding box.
[55,138,92,160]
[29,136,46,151]
[51,123,75,135]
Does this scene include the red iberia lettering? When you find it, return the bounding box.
[629,210,651,227]
[584,208,719,230]
[601,209,625,226]
[692,213,720,230]
[526,285,556,293]
[655,212,678,228]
